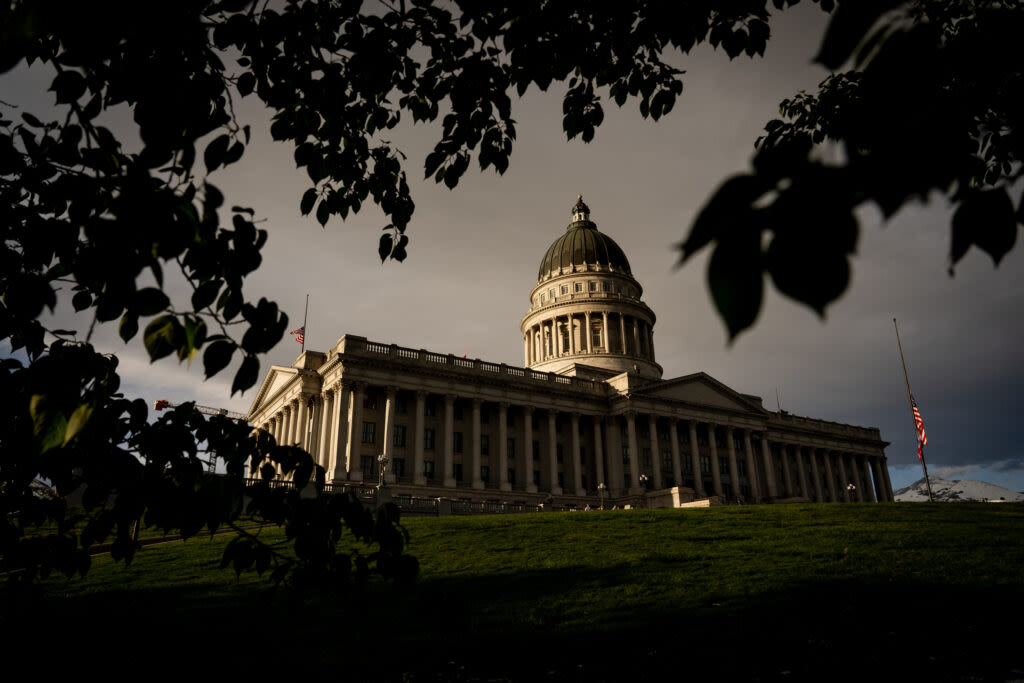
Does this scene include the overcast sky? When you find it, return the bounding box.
[5,4,1022,493]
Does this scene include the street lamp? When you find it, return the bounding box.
[639,473,649,509]
[597,482,607,510]
[377,452,390,489]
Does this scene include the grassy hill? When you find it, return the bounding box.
[6,503,1023,681]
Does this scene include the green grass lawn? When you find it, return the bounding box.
[5,503,1023,681]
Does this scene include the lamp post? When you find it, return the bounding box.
[597,482,607,510]
[377,452,390,490]
[639,473,649,509]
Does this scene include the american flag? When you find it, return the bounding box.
[290,326,304,345]
[912,395,927,459]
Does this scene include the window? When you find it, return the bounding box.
[560,284,569,295]
[454,403,464,421]
[507,414,514,428]
[580,446,586,464]
[361,456,374,477]
[393,424,407,447]
[453,431,463,453]
[507,437,515,459]
[623,473,631,488]
[540,292,546,303]
[556,444,564,463]
[588,281,598,292]
[698,431,709,447]
[642,447,652,467]
[700,455,711,473]
[685,456,694,472]
[622,446,630,464]
[557,472,565,488]
[361,421,376,444]
[561,331,569,352]
[533,470,541,486]
[396,397,408,415]
[363,393,378,410]
[581,474,588,490]
[481,434,490,455]
[423,460,435,479]
[737,459,747,476]
[453,464,463,481]
[480,465,490,483]
[639,424,649,438]
[574,282,584,293]
[719,458,729,475]
[662,450,673,467]
[602,283,612,292]
[424,428,435,450]
[533,441,540,460]
[393,458,405,478]
[425,400,436,417]
[680,427,690,444]
[548,288,556,299]
[658,429,670,442]
[507,468,516,485]
[481,409,489,424]
[591,327,601,348]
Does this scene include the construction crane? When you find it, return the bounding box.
[153,399,249,472]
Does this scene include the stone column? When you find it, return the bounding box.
[795,445,809,499]
[585,312,593,354]
[709,424,723,498]
[861,455,877,502]
[471,398,484,489]
[809,447,824,502]
[593,417,606,489]
[761,436,778,498]
[523,333,530,366]
[780,444,794,497]
[837,452,850,502]
[648,327,656,361]
[553,319,561,358]
[282,403,295,447]
[382,386,397,484]
[346,383,365,481]
[869,456,885,503]
[317,391,334,471]
[296,397,309,450]
[498,402,510,492]
[882,457,894,501]
[743,430,760,501]
[547,410,561,494]
[632,318,640,356]
[669,418,682,489]
[570,412,582,495]
[851,456,865,502]
[328,382,350,481]
[443,394,456,488]
[307,396,321,460]
[626,411,641,494]
[620,314,628,354]
[523,406,537,493]
[567,314,575,356]
[413,390,426,485]
[689,421,704,496]
[602,312,609,352]
[823,450,838,502]
[649,414,663,489]
[726,427,740,501]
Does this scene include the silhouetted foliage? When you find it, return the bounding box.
[682,1,1024,338]
[3,0,1019,594]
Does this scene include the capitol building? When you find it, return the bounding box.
[248,197,894,506]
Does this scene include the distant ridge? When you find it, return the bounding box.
[894,477,1024,502]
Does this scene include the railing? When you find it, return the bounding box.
[339,335,603,394]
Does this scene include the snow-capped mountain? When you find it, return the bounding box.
[894,477,1024,502]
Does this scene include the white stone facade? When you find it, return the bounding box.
[247,199,893,506]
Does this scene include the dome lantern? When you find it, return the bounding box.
[572,194,590,223]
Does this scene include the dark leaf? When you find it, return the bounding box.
[204,340,236,378]
[232,354,259,395]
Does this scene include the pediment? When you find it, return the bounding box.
[247,365,299,418]
[634,372,766,415]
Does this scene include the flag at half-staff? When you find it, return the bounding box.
[290,326,304,345]
[894,318,933,502]
[911,395,927,460]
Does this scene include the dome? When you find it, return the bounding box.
[537,197,632,281]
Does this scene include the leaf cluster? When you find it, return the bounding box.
[681,0,1024,339]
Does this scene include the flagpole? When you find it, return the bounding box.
[302,294,309,354]
[893,318,933,502]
